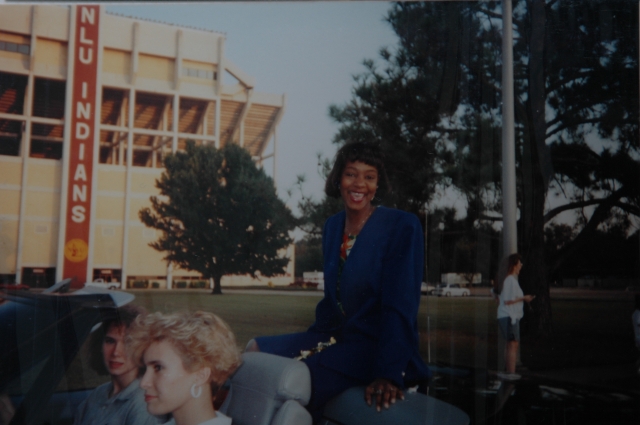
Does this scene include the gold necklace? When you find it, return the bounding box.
[345,205,375,236]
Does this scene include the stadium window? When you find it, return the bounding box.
[21,267,56,289]
[99,130,126,165]
[132,149,152,167]
[101,88,127,126]
[0,41,29,55]
[0,72,28,115]
[179,98,207,135]
[183,67,215,81]
[0,120,22,157]
[134,92,167,130]
[30,139,62,160]
[32,78,65,119]
[30,123,63,160]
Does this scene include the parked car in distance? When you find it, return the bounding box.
[434,283,470,297]
[0,283,30,291]
[85,278,120,290]
[421,282,436,295]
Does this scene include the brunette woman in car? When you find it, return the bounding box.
[74,305,161,425]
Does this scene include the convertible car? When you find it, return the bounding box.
[3,284,637,425]
[0,284,471,425]
[3,285,636,425]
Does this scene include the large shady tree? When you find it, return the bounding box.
[321,1,639,335]
[140,142,295,294]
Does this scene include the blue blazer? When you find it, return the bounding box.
[308,206,430,387]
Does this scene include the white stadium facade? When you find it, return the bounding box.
[0,4,293,289]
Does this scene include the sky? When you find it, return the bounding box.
[107,2,398,211]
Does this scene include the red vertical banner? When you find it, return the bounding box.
[63,5,100,287]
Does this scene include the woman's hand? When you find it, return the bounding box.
[505,294,535,305]
[365,378,404,412]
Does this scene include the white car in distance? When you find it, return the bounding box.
[433,283,470,297]
[85,278,121,290]
[421,282,436,295]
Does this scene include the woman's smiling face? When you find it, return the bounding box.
[140,340,199,417]
[340,161,378,213]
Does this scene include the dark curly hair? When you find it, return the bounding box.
[324,142,391,204]
[88,304,146,376]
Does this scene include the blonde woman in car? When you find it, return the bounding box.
[128,311,241,425]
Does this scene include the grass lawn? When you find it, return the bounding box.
[421,296,637,371]
[63,291,637,391]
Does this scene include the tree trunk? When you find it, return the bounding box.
[520,0,552,338]
[211,274,223,295]
[550,187,629,275]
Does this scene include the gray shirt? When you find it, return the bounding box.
[74,379,161,425]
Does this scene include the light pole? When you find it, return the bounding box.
[501,0,518,258]
[423,202,431,364]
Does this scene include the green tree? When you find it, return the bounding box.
[327,1,639,335]
[290,161,343,279]
[139,142,295,294]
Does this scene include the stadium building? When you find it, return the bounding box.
[0,4,293,289]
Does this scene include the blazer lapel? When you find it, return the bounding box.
[338,207,382,290]
[324,212,344,301]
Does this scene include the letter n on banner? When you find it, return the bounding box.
[63,5,99,287]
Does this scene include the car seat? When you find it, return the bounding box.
[220,352,312,425]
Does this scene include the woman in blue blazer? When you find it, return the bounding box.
[249,142,430,419]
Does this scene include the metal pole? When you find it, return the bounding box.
[424,203,428,284]
[501,0,518,257]
[500,0,520,372]
[273,127,277,189]
[424,203,431,364]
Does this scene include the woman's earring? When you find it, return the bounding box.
[191,384,202,398]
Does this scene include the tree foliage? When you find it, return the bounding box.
[318,1,639,335]
[139,142,295,294]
